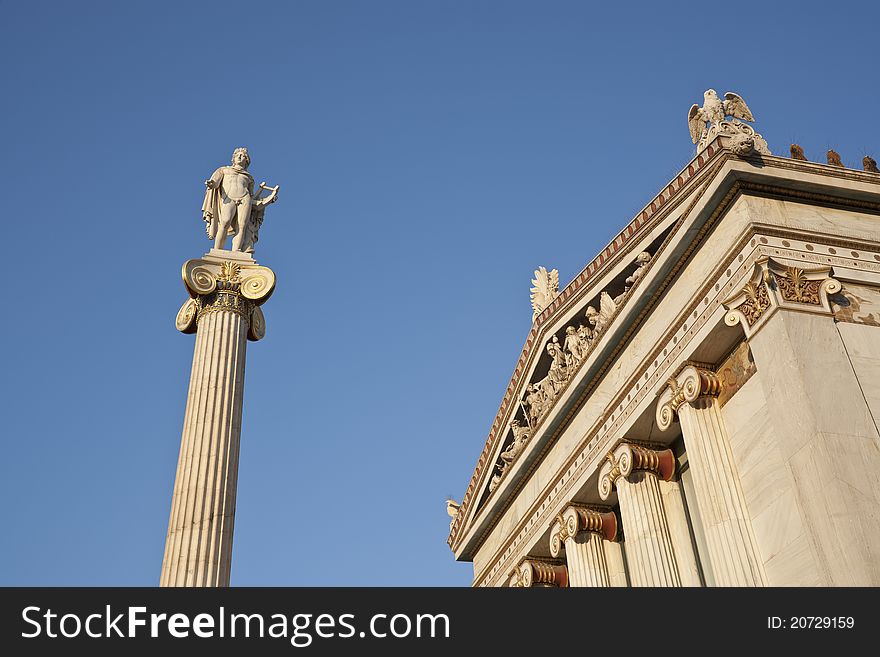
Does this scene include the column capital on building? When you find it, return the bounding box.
[510,559,568,588]
[549,505,618,557]
[175,256,276,341]
[656,363,721,431]
[722,257,840,337]
[599,442,675,500]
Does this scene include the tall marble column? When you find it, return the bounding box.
[599,442,680,586]
[549,505,624,587]
[510,559,568,588]
[657,364,766,586]
[160,254,275,587]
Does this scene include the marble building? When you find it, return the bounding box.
[446,91,880,587]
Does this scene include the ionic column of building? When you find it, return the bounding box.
[549,505,625,587]
[160,256,275,587]
[510,559,568,588]
[657,364,766,586]
[599,442,679,586]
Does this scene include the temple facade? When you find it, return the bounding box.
[447,97,880,587]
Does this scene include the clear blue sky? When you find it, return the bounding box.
[2,1,877,586]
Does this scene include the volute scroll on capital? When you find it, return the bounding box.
[176,258,276,341]
[182,259,276,305]
[656,364,721,431]
[511,559,568,588]
[598,442,675,501]
[549,505,618,557]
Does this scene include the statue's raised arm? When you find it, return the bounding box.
[200,147,281,255]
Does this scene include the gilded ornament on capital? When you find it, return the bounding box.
[217,261,242,285]
[738,280,770,326]
[774,266,821,305]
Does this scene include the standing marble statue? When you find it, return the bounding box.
[202,147,280,253]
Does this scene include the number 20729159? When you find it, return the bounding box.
[768,617,854,629]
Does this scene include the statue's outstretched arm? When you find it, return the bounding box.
[205,167,224,189]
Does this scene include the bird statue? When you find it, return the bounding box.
[688,89,755,145]
[864,155,879,173]
[790,144,808,161]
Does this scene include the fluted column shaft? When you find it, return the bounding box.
[658,366,766,586]
[679,398,765,585]
[599,443,680,587]
[566,533,609,587]
[550,506,621,587]
[161,309,248,587]
[161,257,274,587]
[616,472,680,586]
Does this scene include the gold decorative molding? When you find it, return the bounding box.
[656,364,721,431]
[511,559,568,588]
[598,442,675,500]
[766,260,840,310]
[724,258,841,336]
[178,258,275,341]
[774,266,820,304]
[739,280,771,326]
[723,262,771,330]
[549,505,618,557]
[198,289,252,323]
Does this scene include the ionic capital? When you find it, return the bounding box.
[599,442,675,500]
[176,258,275,341]
[511,559,568,588]
[550,505,618,557]
[656,364,721,431]
[723,258,840,336]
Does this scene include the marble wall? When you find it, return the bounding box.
[723,312,880,586]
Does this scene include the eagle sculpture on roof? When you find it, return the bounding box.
[688,89,754,145]
[686,89,770,156]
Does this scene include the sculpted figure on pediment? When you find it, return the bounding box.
[545,336,569,394]
[586,292,618,336]
[489,468,502,493]
[625,251,652,291]
[524,381,550,423]
[563,325,588,367]
[585,305,600,331]
[500,420,531,466]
